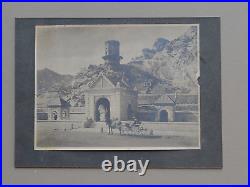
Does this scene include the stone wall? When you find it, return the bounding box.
[119,89,137,121]
[175,111,199,122]
[137,111,156,121]
[37,112,48,120]
[69,107,85,121]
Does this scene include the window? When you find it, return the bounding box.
[144,81,152,87]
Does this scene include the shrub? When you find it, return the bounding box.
[84,118,95,128]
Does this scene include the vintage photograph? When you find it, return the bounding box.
[35,24,200,150]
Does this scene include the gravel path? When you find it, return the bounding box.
[35,122,199,150]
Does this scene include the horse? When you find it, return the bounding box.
[105,118,113,135]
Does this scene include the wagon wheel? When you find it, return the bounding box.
[134,126,139,135]
[136,127,142,136]
[128,127,133,135]
[140,128,145,136]
[131,128,134,135]
[121,127,125,134]
[135,126,142,136]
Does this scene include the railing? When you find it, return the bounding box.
[69,107,85,113]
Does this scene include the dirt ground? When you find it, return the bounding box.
[35,121,200,150]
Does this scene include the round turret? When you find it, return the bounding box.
[102,40,123,65]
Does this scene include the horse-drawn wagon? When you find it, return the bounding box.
[119,120,148,136]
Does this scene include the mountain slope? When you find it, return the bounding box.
[129,26,199,93]
[37,68,73,94]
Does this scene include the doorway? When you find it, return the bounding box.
[95,98,110,122]
[159,110,168,122]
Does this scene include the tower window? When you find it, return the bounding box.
[144,81,152,87]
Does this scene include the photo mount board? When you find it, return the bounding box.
[15,18,222,168]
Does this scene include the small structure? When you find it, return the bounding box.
[137,93,199,122]
[137,94,175,122]
[85,73,137,122]
[47,90,70,120]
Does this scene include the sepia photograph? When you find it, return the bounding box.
[35,24,200,150]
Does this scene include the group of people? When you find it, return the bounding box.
[105,117,141,135]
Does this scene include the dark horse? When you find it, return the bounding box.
[105,117,113,134]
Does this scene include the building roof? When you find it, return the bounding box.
[137,93,199,106]
[105,71,132,89]
[88,72,131,89]
[154,94,175,105]
[37,93,48,108]
[137,94,161,105]
[169,94,198,104]
[37,91,71,107]
[138,105,158,112]
[46,91,60,106]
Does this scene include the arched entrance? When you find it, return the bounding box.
[95,98,110,122]
[159,110,168,122]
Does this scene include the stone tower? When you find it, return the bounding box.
[102,40,123,65]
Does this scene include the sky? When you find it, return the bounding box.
[36,24,193,75]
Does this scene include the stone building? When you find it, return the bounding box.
[84,73,137,121]
[137,94,175,122]
[137,93,199,122]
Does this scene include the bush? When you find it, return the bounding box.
[84,118,95,128]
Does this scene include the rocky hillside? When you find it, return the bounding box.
[37,68,73,94]
[129,26,199,93]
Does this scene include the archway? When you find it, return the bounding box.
[159,110,168,122]
[95,98,110,122]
